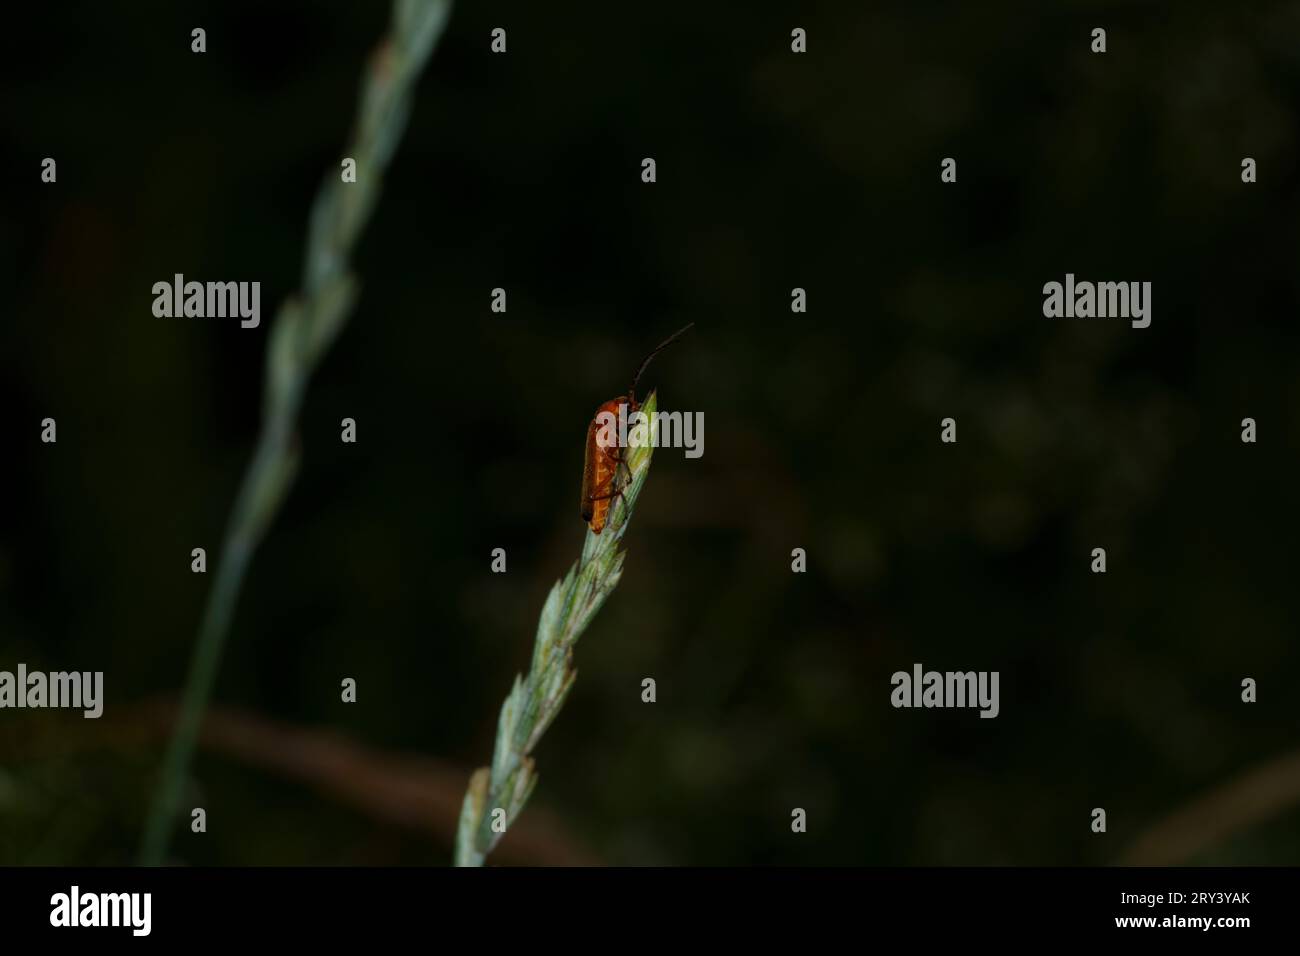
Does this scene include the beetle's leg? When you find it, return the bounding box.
[610,487,629,519]
[586,486,630,520]
[615,447,636,489]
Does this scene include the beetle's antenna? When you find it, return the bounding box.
[630,323,694,400]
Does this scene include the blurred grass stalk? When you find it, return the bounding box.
[455,393,659,866]
[138,0,453,866]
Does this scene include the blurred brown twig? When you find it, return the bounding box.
[7,700,598,866]
[138,700,599,866]
[1119,749,1300,865]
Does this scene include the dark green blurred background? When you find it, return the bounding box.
[2,1,1299,865]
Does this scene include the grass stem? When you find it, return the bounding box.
[138,0,453,866]
[455,393,659,867]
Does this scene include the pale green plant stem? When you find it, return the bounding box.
[455,393,659,866]
[138,0,453,866]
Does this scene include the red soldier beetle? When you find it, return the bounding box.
[580,323,694,533]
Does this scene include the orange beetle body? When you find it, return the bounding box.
[579,325,693,534]
[580,395,638,534]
